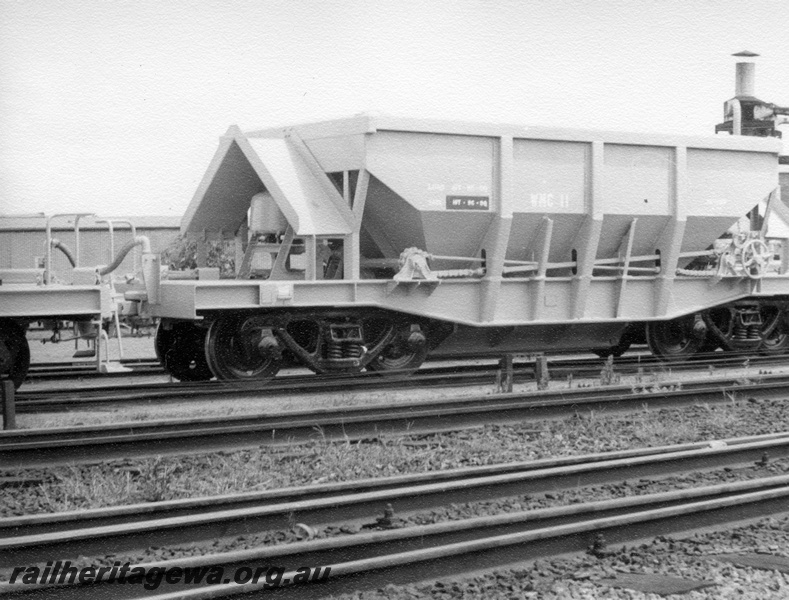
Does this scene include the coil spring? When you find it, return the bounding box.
[344,342,363,359]
[327,341,343,360]
[732,323,749,341]
[748,324,762,340]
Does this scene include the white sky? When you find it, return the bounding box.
[1,0,788,217]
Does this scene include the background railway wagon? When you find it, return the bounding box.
[0,214,170,388]
[0,214,179,282]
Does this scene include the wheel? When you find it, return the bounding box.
[696,339,721,357]
[759,307,789,355]
[205,315,282,382]
[0,321,30,389]
[154,321,167,363]
[366,323,427,376]
[155,321,213,381]
[646,315,704,361]
[367,340,427,375]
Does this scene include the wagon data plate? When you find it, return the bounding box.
[445,195,490,210]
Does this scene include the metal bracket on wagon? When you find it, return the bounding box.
[678,232,775,282]
[716,233,774,280]
[390,248,486,294]
[394,248,438,282]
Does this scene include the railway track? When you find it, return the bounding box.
[4,433,789,598]
[3,371,789,468]
[28,347,783,381]
[26,358,162,380]
[16,350,785,413]
[18,362,532,410]
[2,431,788,561]
[27,352,648,381]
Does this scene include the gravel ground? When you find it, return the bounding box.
[331,518,789,599]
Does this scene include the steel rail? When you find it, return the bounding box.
[4,433,789,569]
[14,354,789,411]
[3,373,789,468]
[15,364,531,410]
[23,354,612,381]
[25,345,782,377]
[24,354,577,386]
[26,358,162,379]
[18,355,637,404]
[18,350,784,410]
[4,476,789,599]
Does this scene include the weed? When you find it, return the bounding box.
[631,410,697,445]
[723,390,739,405]
[137,457,176,503]
[599,356,620,386]
[694,402,740,432]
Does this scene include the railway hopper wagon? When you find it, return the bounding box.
[150,115,783,382]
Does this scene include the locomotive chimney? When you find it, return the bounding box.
[733,50,759,97]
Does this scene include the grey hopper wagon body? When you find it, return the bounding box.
[147,114,784,382]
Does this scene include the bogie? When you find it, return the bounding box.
[194,310,434,383]
[702,303,789,356]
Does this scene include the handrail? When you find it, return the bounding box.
[44,213,94,284]
[98,236,152,277]
[48,238,76,267]
[95,218,139,274]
